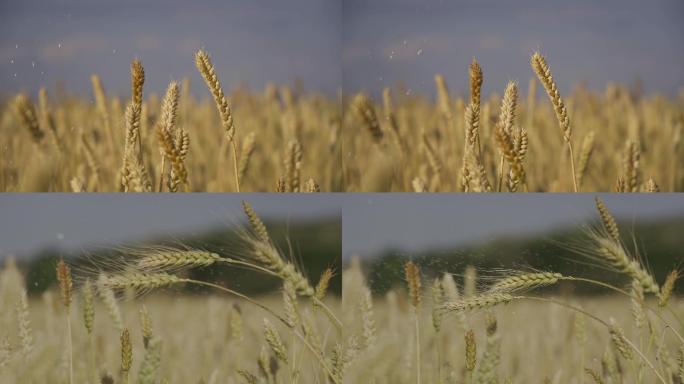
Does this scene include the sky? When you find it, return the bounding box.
[341,194,684,261]
[0,194,341,258]
[0,0,341,97]
[343,0,684,98]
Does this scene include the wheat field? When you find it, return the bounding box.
[3,51,682,192]
[1,51,341,192]
[0,202,342,383]
[344,54,683,192]
[342,198,683,383]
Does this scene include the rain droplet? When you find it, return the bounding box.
[13,73,17,78]
[56,233,65,240]
[416,48,423,55]
[15,44,18,49]
[112,49,117,54]
[406,89,412,95]
[31,61,35,68]
[403,40,407,46]
[58,43,62,48]
[389,50,395,60]
[10,59,14,64]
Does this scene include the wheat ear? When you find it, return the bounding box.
[195,49,240,191]
[56,259,74,384]
[531,51,578,191]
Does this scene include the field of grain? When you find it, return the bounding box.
[341,198,683,383]
[0,51,341,192]
[344,54,683,192]
[0,202,342,383]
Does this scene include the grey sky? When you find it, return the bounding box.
[0,194,340,258]
[343,0,684,98]
[0,0,341,97]
[341,194,684,261]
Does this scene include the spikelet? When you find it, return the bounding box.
[140,305,153,349]
[284,139,303,192]
[465,329,477,371]
[17,290,33,359]
[195,50,236,142]
[658,269,679,307]
[237,370,258,384]
[131,60,145,108]
[14,94,44,143]
[359,289,376,349]
[91,75,110,126]
[499,81,518,135]
[351,94,383,143]
[440,292,513,313]
[585,368,605,384]
[476,312,502,383]
[238,132,256,181]
[137,338,162,384]
[431,278,445,331]
[56,259,73,310]
[305,178,321,192]
[404,261,421,309]
[630,280,646,329]
[38,88,61,153]
[608,318,633,360]
[263,319,288,363]
[136,249,221,271]
[530,51,571,142]
[469,58,483,107]
[101,272,184,293]
[229,312,245,347]
[97,274,124,331]
[495,124,525,191]
[592,236,659,294]
[82,278,95,335]
[248,240,314,296]
[382,87,406,153]
[282,281,299,328]
[120,329,132,378]
[624,140,640,192]
[242,201,271,243]
[577,131,596,188]
[156,82,187,190]
[315,268,334,301]
[434,74,453,121]
[442,273,468,330]
[489,272,562,293]
[646,178,659,192]
[594,197,621,243]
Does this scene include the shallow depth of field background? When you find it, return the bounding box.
[0,195,341,383]
[341,194,683,383]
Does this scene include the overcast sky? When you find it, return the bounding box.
[0,0,341,97]
[341,194,684,261]
[343,0,684,98]
[0,194,340,259]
